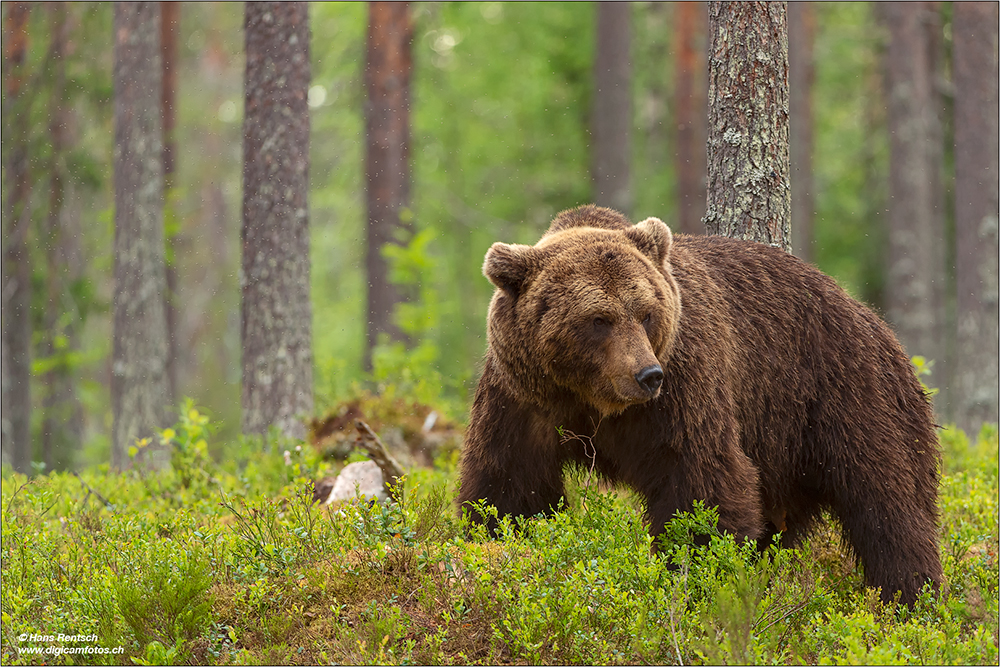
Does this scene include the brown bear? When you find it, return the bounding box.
[458,204,943,606]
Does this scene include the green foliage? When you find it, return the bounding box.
[310,1,598,414]
[2,410,998,665]
[165,400,215,488]
[912,355,941,396]
[368,226,470,415]
[812,1,888,305]
[131,640,181,666]
[114,542,213,660]
[940,422,999,475]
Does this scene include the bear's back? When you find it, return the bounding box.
[662,232,935,487]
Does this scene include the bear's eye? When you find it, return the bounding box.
[593,316,611,329]
[641,313,652,326]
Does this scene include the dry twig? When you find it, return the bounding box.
[355,420,405,502]
[73,472,114,510]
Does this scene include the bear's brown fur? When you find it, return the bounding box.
[458,204,943,606]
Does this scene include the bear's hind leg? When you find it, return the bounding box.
[834,479,942,606]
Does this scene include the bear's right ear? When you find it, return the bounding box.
[483,242,538,296]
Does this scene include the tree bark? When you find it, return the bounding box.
[591,0,632,217]
[673,1,707,235]
[704,1,791,250]
[365,1,413,370]
[241,1,313,441]
[878,2,946,373]
[161,0,179,407]
[1,2,32,474]
[952,1,999,435]
[788,1,815,262]
[39,1,82,472]
[112,1,170,469]
[41,2,66,472]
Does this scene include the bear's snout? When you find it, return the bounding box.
[635,365,664,394]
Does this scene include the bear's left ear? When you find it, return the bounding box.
[483,242,539,297]
[625,217,673,267]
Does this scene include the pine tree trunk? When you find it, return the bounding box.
[41,2,66,472]
[365,1,413,370]
[40,2,80,472]
[879,2,946,376]
[952,1,999,435]
[1,2,32,474]
[161,0,179,407]
[704,1,791,250]
[788,1,815,262]
[241,1,313,441]
[591,0,632,217]
[57,187,86,469]
[861,20,887,311]
[112,1,170,469]
[673,1,707,235]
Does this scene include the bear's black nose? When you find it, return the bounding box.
[635,365,664,394]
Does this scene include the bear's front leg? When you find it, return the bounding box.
[458,359,567,536]
[644,447,764,552]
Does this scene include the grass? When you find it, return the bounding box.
[1,398,997,665]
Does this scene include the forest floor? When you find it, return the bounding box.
[1,392,997,665]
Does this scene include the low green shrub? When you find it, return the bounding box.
[2,401,997,665]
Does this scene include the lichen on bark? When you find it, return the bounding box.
[112,1,170,469]
[704,1,791,251]
[241,1,313,440]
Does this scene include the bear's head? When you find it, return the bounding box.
[483,206,681,416]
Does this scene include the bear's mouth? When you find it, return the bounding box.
[589,374,663,416]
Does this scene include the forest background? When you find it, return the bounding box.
[0,1,996,470]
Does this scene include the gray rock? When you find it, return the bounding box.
[323,460,388,505]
